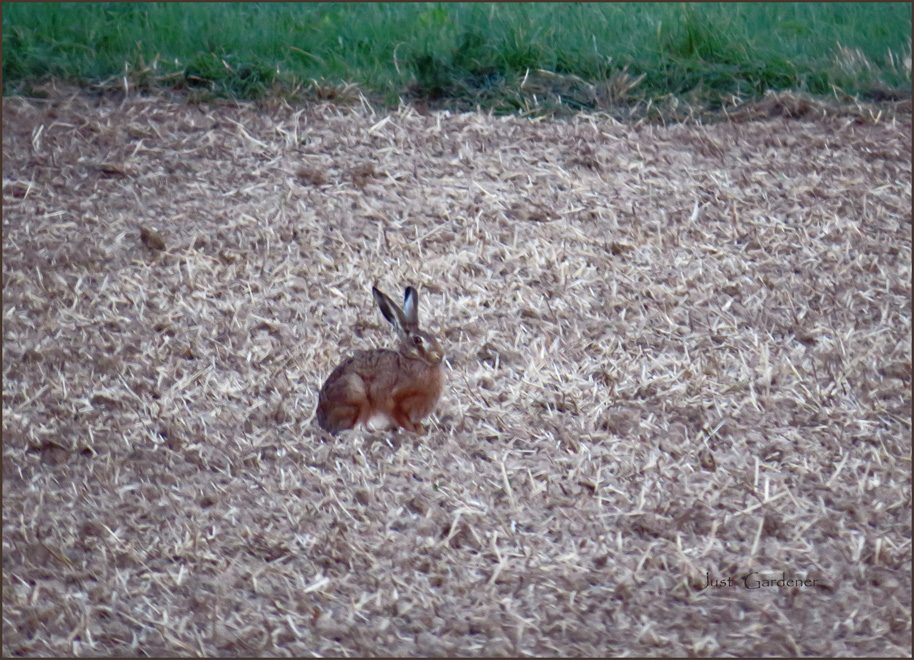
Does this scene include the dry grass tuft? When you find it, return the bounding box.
[726,89,912,124]
[3,85,911,656]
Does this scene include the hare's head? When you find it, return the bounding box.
[373,286,444,366]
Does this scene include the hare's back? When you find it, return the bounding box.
[322,349,399,390]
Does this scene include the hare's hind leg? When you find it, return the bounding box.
[316,389,370,434]
[317,399,367,434]
[317,369,372,434]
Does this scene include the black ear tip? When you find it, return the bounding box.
[404,286,417,300]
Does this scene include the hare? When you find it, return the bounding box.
[316,285,445,434]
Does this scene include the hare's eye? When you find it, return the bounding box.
[412,336,423,346]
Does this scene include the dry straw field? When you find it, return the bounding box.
[2,87,911,656]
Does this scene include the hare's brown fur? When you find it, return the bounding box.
[316,286,444,434]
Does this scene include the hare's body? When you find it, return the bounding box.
[316,286,444,434]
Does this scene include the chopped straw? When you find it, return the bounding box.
[2,84,911,656]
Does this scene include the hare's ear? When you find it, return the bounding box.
[402,287,419,325]
[373,286,408,335]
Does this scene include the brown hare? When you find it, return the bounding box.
[316,285,445,434]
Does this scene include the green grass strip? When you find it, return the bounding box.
[3,3,911,112]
